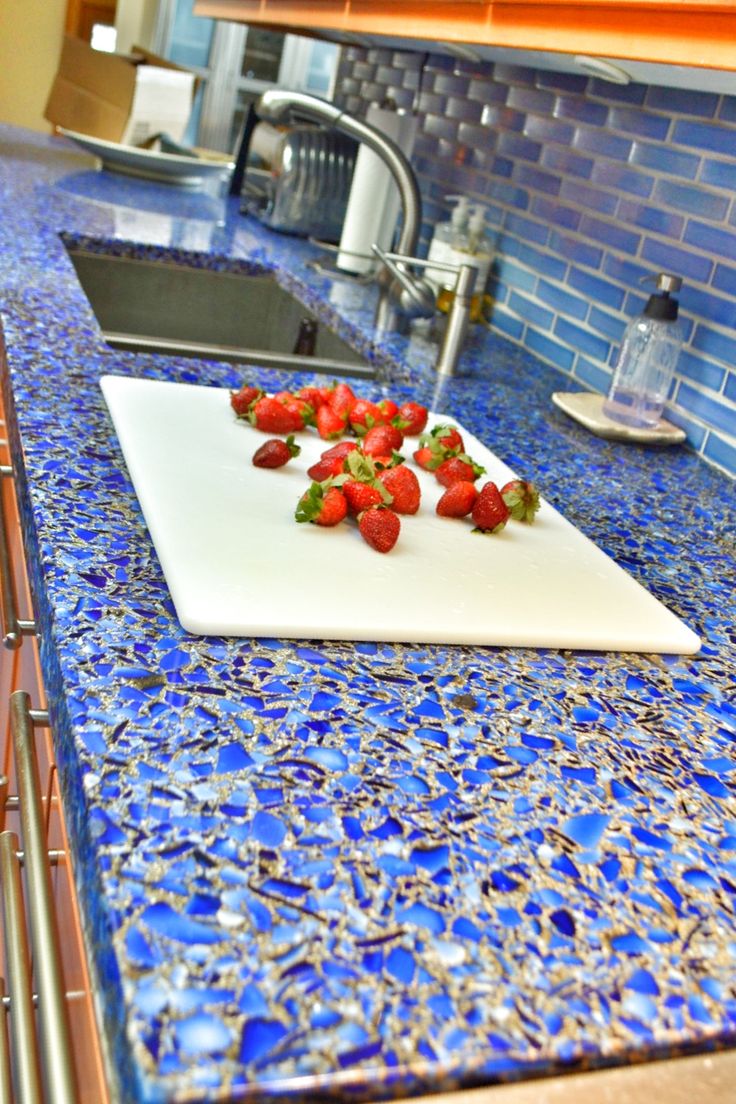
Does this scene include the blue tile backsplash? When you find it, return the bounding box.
[336,48,736,477]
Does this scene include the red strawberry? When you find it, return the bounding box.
[436,480,478,518]
[342,480,386,516]
[349,398,387,435]
[252,435,300,468]
[435,454,486,488]
[361,423,404,458]
[426,424,464,454]
[296,385,327,410]
[327,382,357,419]
[250,396,304,434]
[321,440,358,461]
[272,391,313,428]
[395,401,428,435]
[230,384,263,418]
[316,405,347,441]
[307,455,347,481]
[472,482,510,534]
[358,506,401,553]
[295,483,348,527]
[378,464,420,515]
[378,398,400,421]
[501,479,540,523]
[413,445,446,472]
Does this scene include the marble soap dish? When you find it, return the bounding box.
[552,391,687,445]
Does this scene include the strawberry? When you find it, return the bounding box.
[342,480,386,516]
[272,391,314,428]
[230,384,263,418]
[249,395,304,434]
[395,401,428,436]
[425,423,464,454]
[436,480,478,518]
[358,506,401,553]
[413,444,446,472]
[378,398,400,421]
[378,464,420,515]
[296,385,327,410]
[316,404,347,441]
[435,454,486,488]
[501,479,540,523]
[321,440,359,461]
[307,455,347,481]
[361,423,404,458]
[472,482,510,534]
[327,382,357,419]
[252,435,300,468]
[295,483,348,527]
[349,398,387,435]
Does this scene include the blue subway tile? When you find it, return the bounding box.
[549,230,602,270]
[589,79,647,105]
[535,71,588,94]
[608,106,671,140]
[679,285,736,330]
[508,290,554,330]
[481,105,526,131]
[494,63,538,85]
[504,210,550,244]
[691,324,736,366]
[525,328,575,371]
[568,266,626,311]
[616,200,684,238]
[602,254,651,288]
[491,306,525,341]
[507,86,556,115]
[573,127,632,160]
[554,96,608,126]
[537,279,589,320]
[498,235,568,281]
[682,220,736,263]
[702,432,736,478]
[646,86,719,118]
[591,162,654,198]
[560,179,618,216]
[653,180,729,221]
[515,165,562,196]
[725,372,736,404]
[541,145,594,180]
[676,381,736,436]
[629,141,700,179]
[446,97,484,123]
[720,96,736,123]
[489,156,514,179]
[677,350,726,393]
[468,78,507,105]
[700,158,736,191]
[588,305,626,343]
[424,114,461,141]
[663,406,707,451]
[484,179,530,210]
[434,73,471,96]
[555,317,611,361]
[494,257,539,293]
[640,239,713,284]
[530,196,581,231]
[574,355,611,393]
[497,132,542,162]
[672,119,736,155]
[524,115,575,146]
[713,264,736,298]
[579,214,640,256]
[457,121,497,148]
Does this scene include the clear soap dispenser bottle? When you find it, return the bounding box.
[603,273,684,428]
[426,195,470,292]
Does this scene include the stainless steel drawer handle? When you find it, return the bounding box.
[11,692,78,1103]
[0,831,44,1104]
[0,465,36,649]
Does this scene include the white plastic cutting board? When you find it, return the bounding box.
[100,375,700,653]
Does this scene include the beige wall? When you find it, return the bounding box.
[0,0,66,132]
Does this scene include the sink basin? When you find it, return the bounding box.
[67,249,374,379]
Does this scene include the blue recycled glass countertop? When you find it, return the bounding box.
[0,125,735,1104]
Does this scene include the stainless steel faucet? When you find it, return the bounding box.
[256,90,474,376]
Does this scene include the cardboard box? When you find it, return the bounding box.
[45,36,197,146]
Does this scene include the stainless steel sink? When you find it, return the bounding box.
[67,249,374,379]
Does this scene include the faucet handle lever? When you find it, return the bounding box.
[371,244,436,320]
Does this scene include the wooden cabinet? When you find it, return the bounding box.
[193,0,736,71]
[0,372,109,1103]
